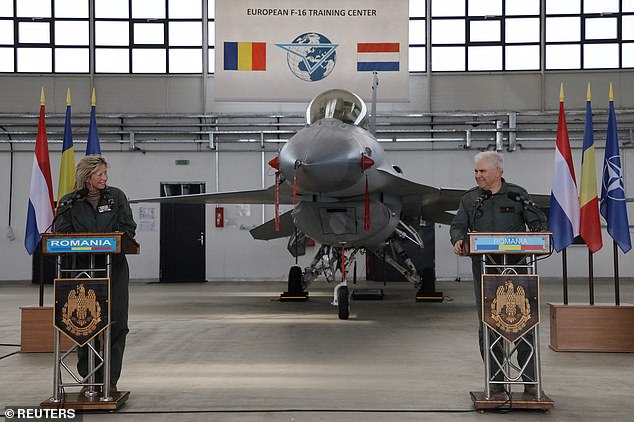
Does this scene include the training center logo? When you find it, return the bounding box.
[55,279,109,346]
[276,32,338,82]
[483,275,538,342]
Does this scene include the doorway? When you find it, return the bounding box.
[159,182,206,282]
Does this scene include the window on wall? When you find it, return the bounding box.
[409,0,426,72]
[546,0,632,70]
[1,0,632,74]
[208,0,214,74]
[0,0,89,73]
[95,0,203,74]
[431,0,541,71]
[431,0,466,71]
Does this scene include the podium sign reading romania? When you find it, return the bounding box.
[482,274,539,342]
[54,278,110,347]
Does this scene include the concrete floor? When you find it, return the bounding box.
[1,277,633,421]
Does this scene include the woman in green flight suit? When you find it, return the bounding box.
[56,155,136,393]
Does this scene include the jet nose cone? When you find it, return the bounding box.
[279,120,365,193]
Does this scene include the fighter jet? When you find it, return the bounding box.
[132,89,466,319]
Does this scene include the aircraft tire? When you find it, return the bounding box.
[338,286,350,320]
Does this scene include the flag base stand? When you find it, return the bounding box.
[549,303,634,352]
[20,306,74,353]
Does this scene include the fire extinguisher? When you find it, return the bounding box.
[215,207,224,227]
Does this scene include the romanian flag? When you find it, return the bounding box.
[25,88,55,255]
[549,83,579,252]
[579,82,603,253]
[57,88,75,204]
[357,42,400,72]
[224,42,266,71]
[86,88,101,155]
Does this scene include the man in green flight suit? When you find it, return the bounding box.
[450,151,546,397]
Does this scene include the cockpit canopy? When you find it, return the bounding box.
[306,89,368,128]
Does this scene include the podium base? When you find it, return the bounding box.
[470,391,554,412]
[40,391,129,411]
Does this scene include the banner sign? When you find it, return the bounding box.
[215,0,409,102]
[46,237,117,254]
[469,233,550,255]
[482,274,539,342]
[54,278,110,347]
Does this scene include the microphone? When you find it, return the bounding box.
[507,192,547,231]
[507,191,537,207]
[58,188,89,208]
[45,188,89,233]
[471,190,492,226]
[474,190,493,208]
[101,188,114,206]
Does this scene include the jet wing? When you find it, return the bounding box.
[376,169,553,225]
[250,210,295,240]
[130,183,295,205]
[376,169,464,225]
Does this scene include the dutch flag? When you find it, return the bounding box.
[357,43,400,72]
[549,83,580,252]
[25,89,55,255]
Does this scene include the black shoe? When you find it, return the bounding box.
[524,385,538,395]
[490,384,505,393]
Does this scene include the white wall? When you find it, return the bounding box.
[1,72,633,282]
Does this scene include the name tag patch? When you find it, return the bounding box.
[97,205,112,213]
[500,206,515,213]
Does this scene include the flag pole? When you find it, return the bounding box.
[588,250,594,305]
[39,241,44,306]
[562,248,568,304]
[613,241,620,305]
[38,88,45,307]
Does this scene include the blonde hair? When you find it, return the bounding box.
[74,156,108,190]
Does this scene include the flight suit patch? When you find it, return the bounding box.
[97,205,112,213]
[499,206,515,213]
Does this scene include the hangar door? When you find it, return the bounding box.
[159,183,206,282]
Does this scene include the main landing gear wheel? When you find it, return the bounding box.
[338,286,350,320]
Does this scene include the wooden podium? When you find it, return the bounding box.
[38,232,139,411]
[466,232,554,412]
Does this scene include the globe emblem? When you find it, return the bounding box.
[276,33,338,82]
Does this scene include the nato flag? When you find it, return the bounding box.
[600,90,631,253]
